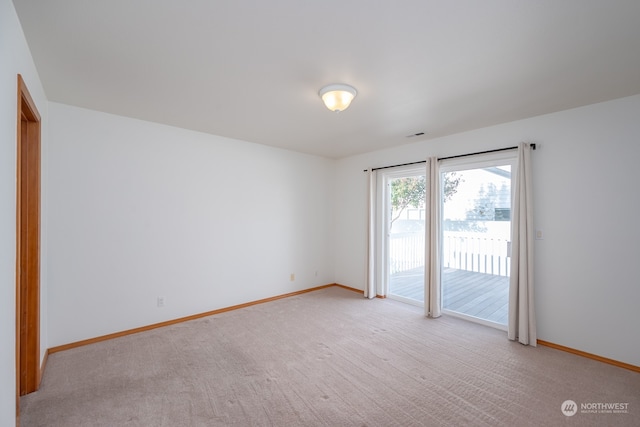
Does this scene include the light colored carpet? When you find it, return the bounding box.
[21,287,640,426]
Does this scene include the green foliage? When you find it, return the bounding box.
[389,173,461,225]
[442,172,461,203]
[391,176,425,214]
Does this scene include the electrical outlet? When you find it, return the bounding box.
[157,296,165,308]
[290,273,295,281]
[536,230,543,240]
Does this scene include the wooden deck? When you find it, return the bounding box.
[389,268,509,325]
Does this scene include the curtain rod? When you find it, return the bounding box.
[367,160,426,172]
[363,144,536,172]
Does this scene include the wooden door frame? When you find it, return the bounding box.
[16,74,41,420]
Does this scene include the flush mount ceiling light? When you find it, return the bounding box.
[318,84,357,112]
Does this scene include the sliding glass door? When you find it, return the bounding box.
[373,152,516,329]
[440,154,516,328]
[382,166,425,306]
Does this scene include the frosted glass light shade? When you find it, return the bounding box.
[319,84,357,112]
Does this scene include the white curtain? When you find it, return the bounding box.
[508,143,536,345]
[365,169,376,299]
[425,157,441,317]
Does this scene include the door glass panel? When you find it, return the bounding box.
[387,174,425,305]
[441,165,511,325]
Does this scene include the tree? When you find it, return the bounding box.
[390,172,461,226]
[442,172,461,203]
[466,183,498,220]
[390,177,425,225]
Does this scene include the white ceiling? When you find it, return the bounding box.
[13,0,640,158]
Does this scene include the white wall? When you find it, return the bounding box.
[334,94,640,367]
[47,102,335,346]
[0,0,49,425]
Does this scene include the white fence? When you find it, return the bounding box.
[389,233,510,277]
[389,233,425,274]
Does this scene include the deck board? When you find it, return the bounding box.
[389,267,509,324]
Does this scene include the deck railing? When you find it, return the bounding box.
[389,233,425,274]
[389,233,510,276]
[442,234,510,277]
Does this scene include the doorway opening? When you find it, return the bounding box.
[16,74,42,413]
